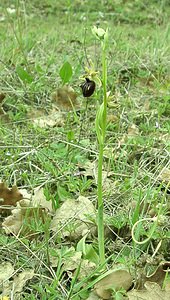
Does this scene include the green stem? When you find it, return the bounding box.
[97,39,107,265]
[97,143,105,264]
[102,43,107,136]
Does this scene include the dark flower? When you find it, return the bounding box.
[80,78,95,97]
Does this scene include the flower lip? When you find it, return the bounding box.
[81,78,96,97]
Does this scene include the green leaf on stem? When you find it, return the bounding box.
[59,61,73,84]
[95,103,104,144]
[16,65,33,83]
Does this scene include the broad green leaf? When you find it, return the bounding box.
[84,244,99,264]
[16,65,33,83]
[59,61,73,84]
[77,235,99,264]
[76,234,87,254]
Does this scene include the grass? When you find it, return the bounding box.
[0,0,170,299]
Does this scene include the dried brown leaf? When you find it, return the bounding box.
[107,114,118,123]
[2,186,53,235]
[0,183,23,214]
[158,168,170,183]
[0,262,14,283]
[63,251,82,271]
[51,85,79,111]
[81,161,97,178]
[146,263,169,288]
[49,246,79,268]
[32,109,65,128]
[50,247,96,282]
[87,292,100,300]
[2,199,47,235]
[127,124,139,137]
[2,269,34,297]
[64,254,96,281]
[94,269,132,300]
[2,199,31,234]
[32,187,54,213]
[127,281,170,300]
[80,161,116,193]
[77,259,96,281]
[50,196,96,239]
[136,261,170,290]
